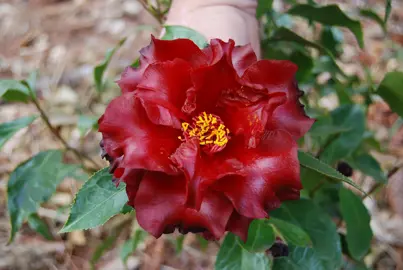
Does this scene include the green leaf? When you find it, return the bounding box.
[385,0,392,24]
[347,153,387,183]
[335,82,354,105]
[0,80,31,102]
[339,188,373,260]
[361,135,382,152]
[120,204,134,214]
[7,150,78,243]
[312,56,342,76]
[241,219,275,252]
[270,27,327,53]
[27,213,53,240]
[312,182,342,218]
[94,38,126,93]
[77,115,98,136]
[60,168,128,233]
[289,51,313,82]
[359,9,386,33]
[273,12,294,28]
[320,26,344,57]
[131,58,140,68]
[268,218,311,247]
[273,246,335,270]
[215,233,271,270]
[298,150,365,194]
[257,0,274,18]
[288,4,364,48]
[262,44,289,61]
[320,105,366,164]
[343,258,370,270]
[175,235,185,253]
[301,167,325,194]
[120,239,134,263]
[377,71,403,118]
[162,25,208,49]
[197,235,209,250]
[120,229,147,263]
[67,167,90,182]
[0,115,37,149]
[284,0,297,4]
[268,28,346,77]
[271,199,342,270]
[309,123,351,138]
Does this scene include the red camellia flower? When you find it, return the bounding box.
[98,36,314,242]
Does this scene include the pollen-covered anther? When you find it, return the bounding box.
[179,112,230,154]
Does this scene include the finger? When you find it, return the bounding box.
[164,0,261,59]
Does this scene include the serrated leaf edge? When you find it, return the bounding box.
[299,151,367,195]
[59,167,126,233]
[7,150,62,244]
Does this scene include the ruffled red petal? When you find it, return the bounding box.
[189,56,239,114]
[116,59,145,94]
[240,60,314,138]
[99,93,180,174]
[231,44,258,77]
[226,211,253,243]
[170,129,301,220]
[188,39,257,115]
[117,36,208,94]
[217,94,285,148]
[203,39,257,77]
[202,39,234,66]
[135,172,186,237]
[170,139,244,210]
[140,36,208,68]
[135,171,233,239]
[212,130,301,219]
[240,60,298,91]
[120,169,144,207]
[137,59,191,108]
[136,59,193,128]
[193,190,233,239]
[266,81,315,139]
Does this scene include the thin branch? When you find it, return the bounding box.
[155,0,162,14]
[30,96,101,171]
[362,183,383,200]
[387,166,400,178]
[139,0,164,24]
[362,166,400,199]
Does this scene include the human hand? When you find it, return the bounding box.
[164,0,260,58]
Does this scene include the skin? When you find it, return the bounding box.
[164,0,261,58]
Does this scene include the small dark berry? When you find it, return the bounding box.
[269,241,289,257]
[337,161,353,177]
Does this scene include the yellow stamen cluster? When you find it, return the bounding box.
[180,112,230,147]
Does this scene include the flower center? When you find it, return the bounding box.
[179,112,230,154]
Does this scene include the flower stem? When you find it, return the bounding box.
[139,0,165,24]
[362,166,400,199]
[30,96,101,171]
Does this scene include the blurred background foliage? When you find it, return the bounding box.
[1,0,403,269]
